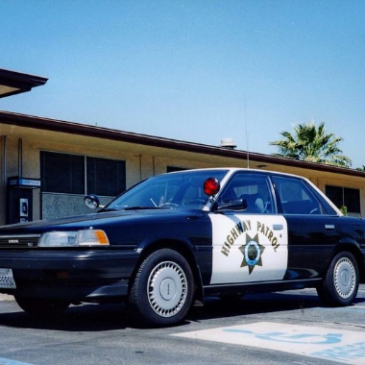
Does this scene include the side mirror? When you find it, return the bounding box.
[215,198,248,211]
[84,194,101,209]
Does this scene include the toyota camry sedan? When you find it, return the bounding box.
[0,168,364,327]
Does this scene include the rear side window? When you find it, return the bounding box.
[271,175,325,215]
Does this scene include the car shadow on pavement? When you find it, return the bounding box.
[187,289,365,323]
[0,302,129,332]
[0,289,364,330]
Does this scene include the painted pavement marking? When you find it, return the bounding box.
[0,357,36,365]
[173,322,365,364]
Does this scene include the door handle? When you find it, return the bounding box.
[325,224,335,230]
[273,224,283,231]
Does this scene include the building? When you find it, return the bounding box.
[1,69,364,225]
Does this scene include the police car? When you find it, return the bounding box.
[0,168,364,327]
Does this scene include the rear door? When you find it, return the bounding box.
[270,174,341,280]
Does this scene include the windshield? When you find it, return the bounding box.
[103,169,228,211]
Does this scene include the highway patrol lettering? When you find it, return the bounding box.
[221,219,281,257]
[221,220,251,256]
[257,221,280,251]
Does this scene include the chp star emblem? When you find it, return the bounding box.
[239,233,265,274]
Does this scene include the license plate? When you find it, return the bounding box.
[0,268,16,289]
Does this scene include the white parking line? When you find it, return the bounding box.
[173,322,365,364]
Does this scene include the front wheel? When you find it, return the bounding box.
[317,251,359,306]
[129,249,195,327]
[15,296,70,317]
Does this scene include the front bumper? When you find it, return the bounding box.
[0,248,140,300]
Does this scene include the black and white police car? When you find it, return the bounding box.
[0,168,364,326]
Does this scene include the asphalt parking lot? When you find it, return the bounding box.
[0,287,364,365]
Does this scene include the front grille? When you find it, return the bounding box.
[0,235,41,248]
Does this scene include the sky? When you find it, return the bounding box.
[1,0,365,168]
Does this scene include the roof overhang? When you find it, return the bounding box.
[0,109,363,178]
[0,69,48,99]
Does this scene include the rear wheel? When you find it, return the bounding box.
[317,251,359,306]
[129,249,195,327]
[15,296,70,317]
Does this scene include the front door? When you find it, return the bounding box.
[210,213,288,284]
[208,171,289,285]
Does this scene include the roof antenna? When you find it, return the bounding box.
[244,94,250,168]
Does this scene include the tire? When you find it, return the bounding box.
[317,251,359,306]
[129,249,195,327]
[15,296,70,317]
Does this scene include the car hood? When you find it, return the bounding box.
[0,208,206,235]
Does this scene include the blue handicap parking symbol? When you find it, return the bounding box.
[223,328,343,345]
[312,342,365,363]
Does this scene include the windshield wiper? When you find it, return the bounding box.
[122,206,161,211]
[101,205,175,212]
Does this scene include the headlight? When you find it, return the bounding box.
[39,230,109,247]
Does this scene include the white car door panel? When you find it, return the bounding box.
[209,213,288,284]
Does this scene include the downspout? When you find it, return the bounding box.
[18,138,23,178]
[2,136,6,186]
[2,136,7,225]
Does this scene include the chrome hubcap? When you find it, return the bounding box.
[147,261,187,318]
[334,257,356,299]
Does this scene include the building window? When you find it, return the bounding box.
[87,157,126,196]
[325,185,361,215]
[41,152,84,194]
[41,152,126,197]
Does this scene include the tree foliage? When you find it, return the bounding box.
[270,122,351,167]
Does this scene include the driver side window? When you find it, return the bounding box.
[219,172,274,214]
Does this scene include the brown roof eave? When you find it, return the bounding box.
[0,110,364,179]
[0,69,48,87]
[0,69,48,99]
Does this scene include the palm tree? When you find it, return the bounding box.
[270,122,352,167]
